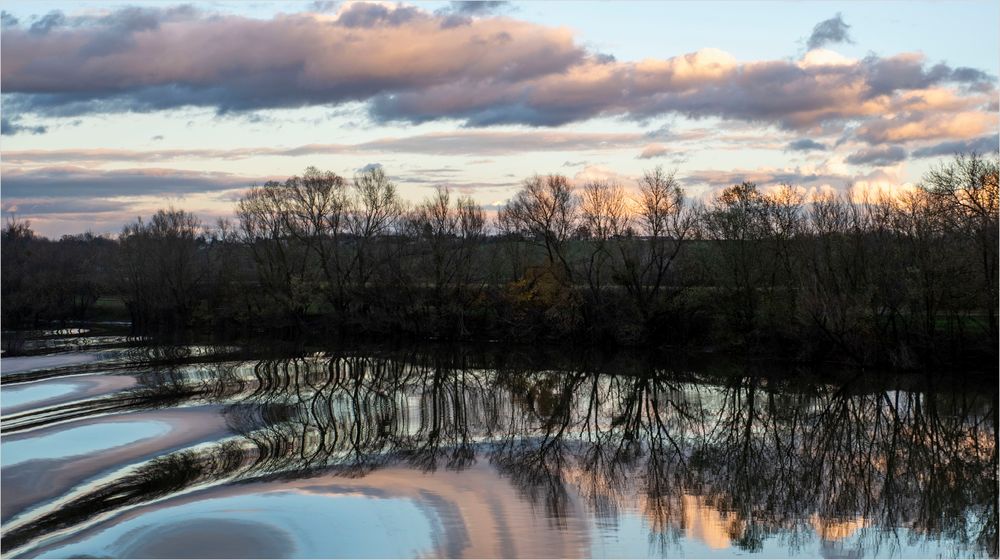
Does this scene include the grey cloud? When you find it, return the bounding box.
[863,57,956,97]
[407,167,461,175]
[372,99,574,127]
[644,125,672,139]
[370,51,988,129]
[1,5,993,137]
[449,1,509,15]
[858,57,993,99]
[359,131,646,155]
[309,1,339,12]
[29,11,66,34]
[911,135,999,158]
[0,167,250,198]
[807,13,853,50]
[357,162,383,173]
[76,6,199,57]
[1,11,18,28]
[845,145,908,166]
[683,169,848,188]
[786,139,826,152]
[2,6,583,120]
[1,117,47,135]
[5,130,649,164]
[95,6,180,32]
[337,3,424,28]
[952,67,993,83]
[439,14,472,28]
[2,198,133,215]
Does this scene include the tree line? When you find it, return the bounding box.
[2,152,997,369]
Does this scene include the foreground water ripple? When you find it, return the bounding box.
[1,333,996,558]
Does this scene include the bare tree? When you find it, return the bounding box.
[702,182,774,335]
[119,208,205,328]
[579,179,630,305]
[237,180,320,323]
[408,186,486,334]
[290,168,354,315]
[920,153,999,343]
[613,167,696,324]
[497,174,578,281]
[348,166,403,289]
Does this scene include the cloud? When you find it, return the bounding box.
[336,3,423,28]
[357,162,383,173]
[4,130,650,167]
[449,1,509,15]
[366,50,993,130]
[911,135,999,158]
[807,13,853,50]
[786,139,826,152]
[572,164,636,186]
[1,116,47,135]
[0,166,255,198]
[638,143,671,159]
[859,54,993,98]
[855,111,998,144]
[683,167,849,188]
[2,3,994,142]
[309,1,340,13]
[951,67,992,84]
[361,131,647,155]
[845,145,908,166]
[2,6,583,118]
[1,198,133,215]
[434,1,510,26]
[1,10,18,28]
[28,10,67,35]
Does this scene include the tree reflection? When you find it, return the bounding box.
[2,347,996,557]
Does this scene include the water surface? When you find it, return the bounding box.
[1,332,996,558]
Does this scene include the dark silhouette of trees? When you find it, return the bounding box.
[236,174,329,324]
[498,174,578,281]
[577,179,629,335]
[3,152,997,369]
[347,166,404,292]
[922,153,999,343]
[702,182,777,337]
[119,208,206,329]
[407,186,486,336]
[613,167,698,336]
[1,218,110,335]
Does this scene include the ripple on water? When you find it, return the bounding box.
[33,490,437,559]
[1,421,172,467]
[0,353,100,376]
[1,337,995,559]
[1,382,80,410]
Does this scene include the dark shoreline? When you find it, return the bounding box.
[3,320,996,385]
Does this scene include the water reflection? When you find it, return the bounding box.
[1,342,996,558]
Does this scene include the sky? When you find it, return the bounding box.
[1,0,998,237]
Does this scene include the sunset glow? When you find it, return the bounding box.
[1,1,997,237]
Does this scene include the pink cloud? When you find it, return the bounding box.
[2,4,994,143]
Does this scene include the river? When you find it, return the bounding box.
[1,329,996,558]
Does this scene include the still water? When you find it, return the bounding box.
[1,330,996,558]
